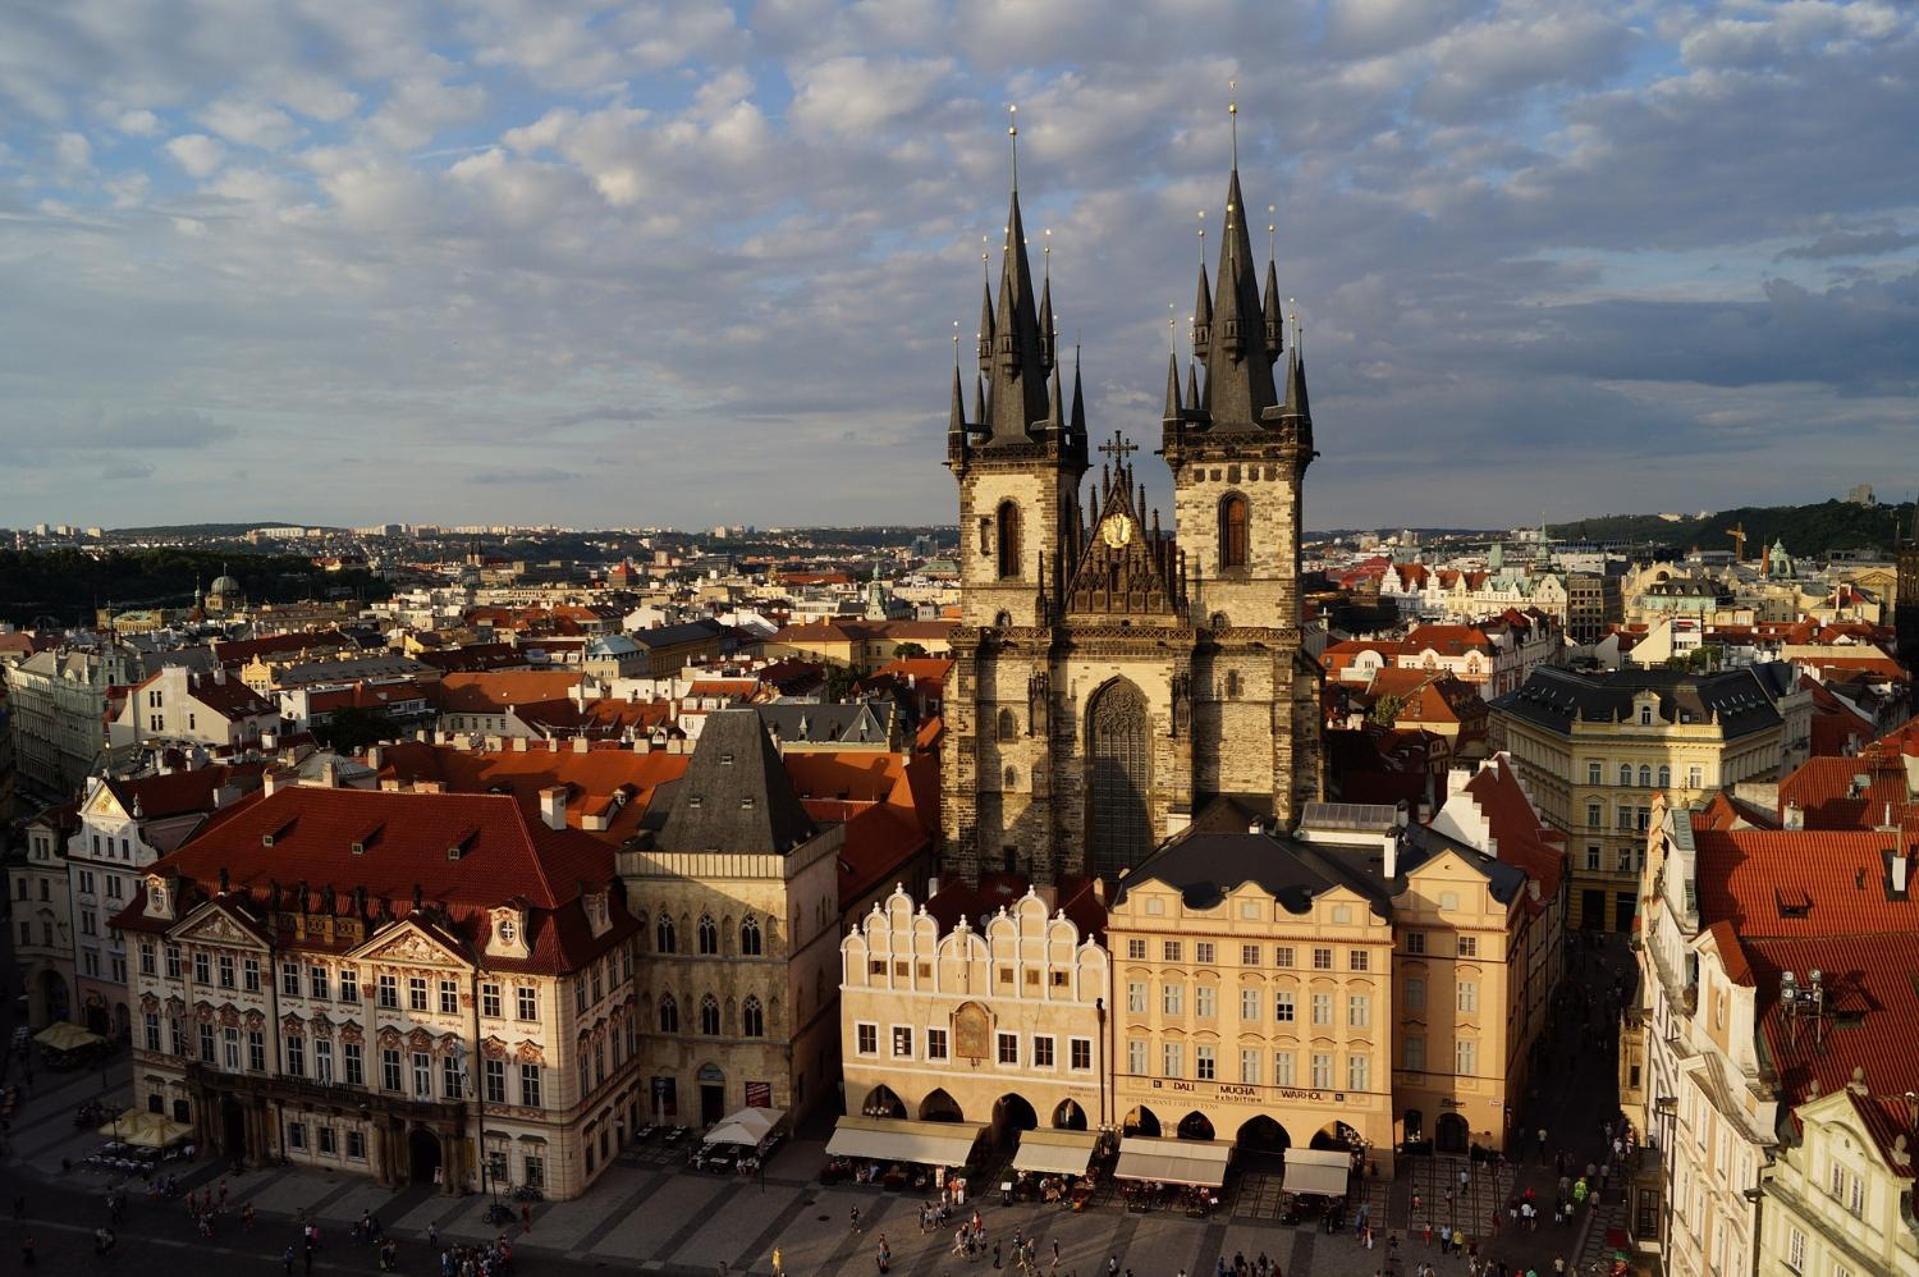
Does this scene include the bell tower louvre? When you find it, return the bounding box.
[940,109,1323,888]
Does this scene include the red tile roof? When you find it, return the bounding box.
[1404,624,1495,655]
[432,671,583,714]
[105,764,264,822]
[1689,824,1919,936]
[375,740,688,844]
[1778,746,1914,833]
[1461,754,1565,901]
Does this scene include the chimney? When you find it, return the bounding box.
[365,745,383,770]
[538,786,568,831]
[321,760,339,789]
[212,666,227,685]
[261,730,277,752]
[1381,831,1399,880]
[262,768,283,796]
[1783,800,1804,831]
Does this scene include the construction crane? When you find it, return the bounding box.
[1726,522,1748,562]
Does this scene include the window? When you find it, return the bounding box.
[1458,935,1478,958]
[314,1039,334,1084]
[892,1026,914,1058]
[171,1019,187,1057]
[699,995,720,1035]
[244,957,261,993]
[1310,1052,1332,1089]
[1687,765,1703,789]
[481,984,502,1018]
[1240,1049,1261,1084]
[1618,805,1634,830]
[1195,1044,1216,1080]
[1638,765,1652,788]
[1275,991,1296,1022]
[249,1031,266,1073]
[1784,1227,1805,1272]
[381,1048,402,1091]
[1639,704,1653,725]
[317,1126,336,1156]
[1070,1037,1091,1070]
[1033,1036,1055,1068]
[516,987,537,1021]
[1347,1054,1369,1092]
[1348,994,1370,1028]
[1240,989,1260,1021]
[698,914,718,954]
[1161,1042,1182,1077]
[443,1056,463,1100]
[1127,981,1147,1014]
[1161,983,1184,1016]
[1163,940,1182,961]
[739,916,762,955]
[1404,1036,1426,1071]
[1239,943,1260,965]
[1273,946,1295,968]
[1195,985,1217,1018]
[1619,763,1633,787]
[998,1033,1019,1065]
[1657,764,1671,788]
[1312,947,1333,970]
[656,914,677,952]
[1457,981,1479,1013]
[1587,802,1603,829]
[193,951,210,984]
[659,995,680,1033]
[1219,494,1249,568]
[408,976,428,1012]
[143,1013,161,1052]
[286,1121,306,1151]
[347,1130,366,1160]
[139,943,156,977]
[855,1023,877,1055]
[1126,938,1146,960]
[1195,942,1215,964]
[1128,1039,1147,1075]
[440,980,458,1015]
[927,1028,949,1060]
[1587,760,1602,784]
[1586,844,1602,871]
[484,1058,505,1103]
[995,501,1021,579]
[1455,1039,1477,1075]
[283,961,301,995]
[1311,993,1333,1026]
[377,974,398,1009]
[344,1042,363,1086]
[519,1063,542,1107]
[216,953,235,988]
[284,1035,305,1078]
[1274,1051,1295,1086]
[741,996,764,1037]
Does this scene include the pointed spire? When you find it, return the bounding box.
[1262,258,1283,363]
[1185,361,1201,412]
[1281,344,1313,443]
[1192,261,1213,355]
[1162,352,1181,421]
[976,279,994,370]
[974,373,987,424]
[949,364,967,435]
[1049,363,1066,427]
[1070,348,1087,436]
[1038,271,1055,374]
[1197,166,1280,428]
[981,184,1051,443]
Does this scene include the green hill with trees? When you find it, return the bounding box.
[1550,500,1913,558]
[0,548,389,627]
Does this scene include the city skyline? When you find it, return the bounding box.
[2,1,1915,530]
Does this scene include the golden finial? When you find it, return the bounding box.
[1267,204,1276,262]
[1043,226,1052,279]
[1008,103,1019,192]
[1197,209,1206,267]
[1168,303,1176,354]
[952,320,961,369]
[1228,78,1239,169]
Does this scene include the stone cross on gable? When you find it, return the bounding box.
[1097,434,1138,463]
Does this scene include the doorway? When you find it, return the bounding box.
[221,1094,247,1161]
[408,1127,443,1184]
[1581,889,1605,929]
[700,1084,725,1126]
[1435,1113,1470,1155]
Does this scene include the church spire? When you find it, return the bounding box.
[1162,352,1181,422]
[1070,348,1087,436]
[978,177,1051,444]
[1192,260,1213,353]
[1262,257,1284,363]
[1198,165,1280,429]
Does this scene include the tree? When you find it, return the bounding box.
[892,642,929,660]
[1369,693,1404,728]
[312,707,398,753]
[824,665,858,702]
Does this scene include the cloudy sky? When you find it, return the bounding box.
[1,0,1915,532]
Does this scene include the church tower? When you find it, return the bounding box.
[940,114,1323,888]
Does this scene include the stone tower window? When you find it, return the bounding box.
[997,708,1019,741]
[996,501,1021,579]
[1219,493,1249,569]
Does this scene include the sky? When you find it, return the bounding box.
[0,0,1915,533]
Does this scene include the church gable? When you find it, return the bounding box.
[1066,436,1185,618]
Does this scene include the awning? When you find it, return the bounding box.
[705,1106,786,1148]
[826,1116,985,1166]
[35,1022,105,1052]
[1011,1128,1099,1176]
[1282,1147,1352,1198]
[99,1111,192,1148]
[1113,1136,1232,1188]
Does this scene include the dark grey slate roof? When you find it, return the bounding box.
[757,702,888,746]
[1112,828,1410,921]
[1489,666,1783,740]
[632,618,726,650]
[654,709,817,855]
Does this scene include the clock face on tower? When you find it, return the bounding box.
[1101,514,1135,548]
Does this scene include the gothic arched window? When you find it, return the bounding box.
[699,995,721,1036]
[1219,494,1250,569]
[658,995,678,1033]
[1618,763,1633,787]
[997,708,1018,741]
[739,915,762,956]
[1087,678,1152,877]
[697,914,718,955]
[741,996,765,1038]
[996,501,1021,579]
[1638,765,1652,788]
[1004,766,1018,790]
[656,914,677,953]
[1657,765,1671,789]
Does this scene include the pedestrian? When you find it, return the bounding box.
[428,1223,439,1248]
[282,1244,295,1275]
[773,1247,784,1277]
[994,1241,1002,1268]
[521,1202,533,1232]
[21,1231,35,1268]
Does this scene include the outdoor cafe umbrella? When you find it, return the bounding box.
[99,1110,193,1149]
[34,1022,105,1052]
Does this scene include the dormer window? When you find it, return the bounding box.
[498,918,517,945]
[1639,704,1654,726]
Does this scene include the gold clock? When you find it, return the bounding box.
[1101,514,1134,548]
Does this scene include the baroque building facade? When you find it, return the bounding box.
[942,154,1322,885]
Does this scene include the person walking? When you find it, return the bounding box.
[521,1203,533,1233]
[282,1245,295,1275]
[772,1247,784,1277]
[21,1231,36,1268]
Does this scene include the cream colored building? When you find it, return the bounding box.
[114,781,642,1200]
[1491,666,1798,931]
[7,804,77,1027]
[1105,827,1398,1176]
[838,883,1109,1137]
[1757,1086,1919,1277]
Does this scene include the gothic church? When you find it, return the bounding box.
[940,146,1323,886]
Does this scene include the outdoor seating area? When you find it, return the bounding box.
[689,1106,786,1176]
[1114,1136,1232,1216]
[35,1022,112,1071]
[822,1114,986,1191]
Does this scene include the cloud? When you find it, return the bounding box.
[52,131,91,175]
[115,108,161,137]
[1777,227,1919,261]
[101,460,157,481]
[164,133,227,177]
[34,409,239,451]
[469,466,581,484]
[197,98,301,149]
